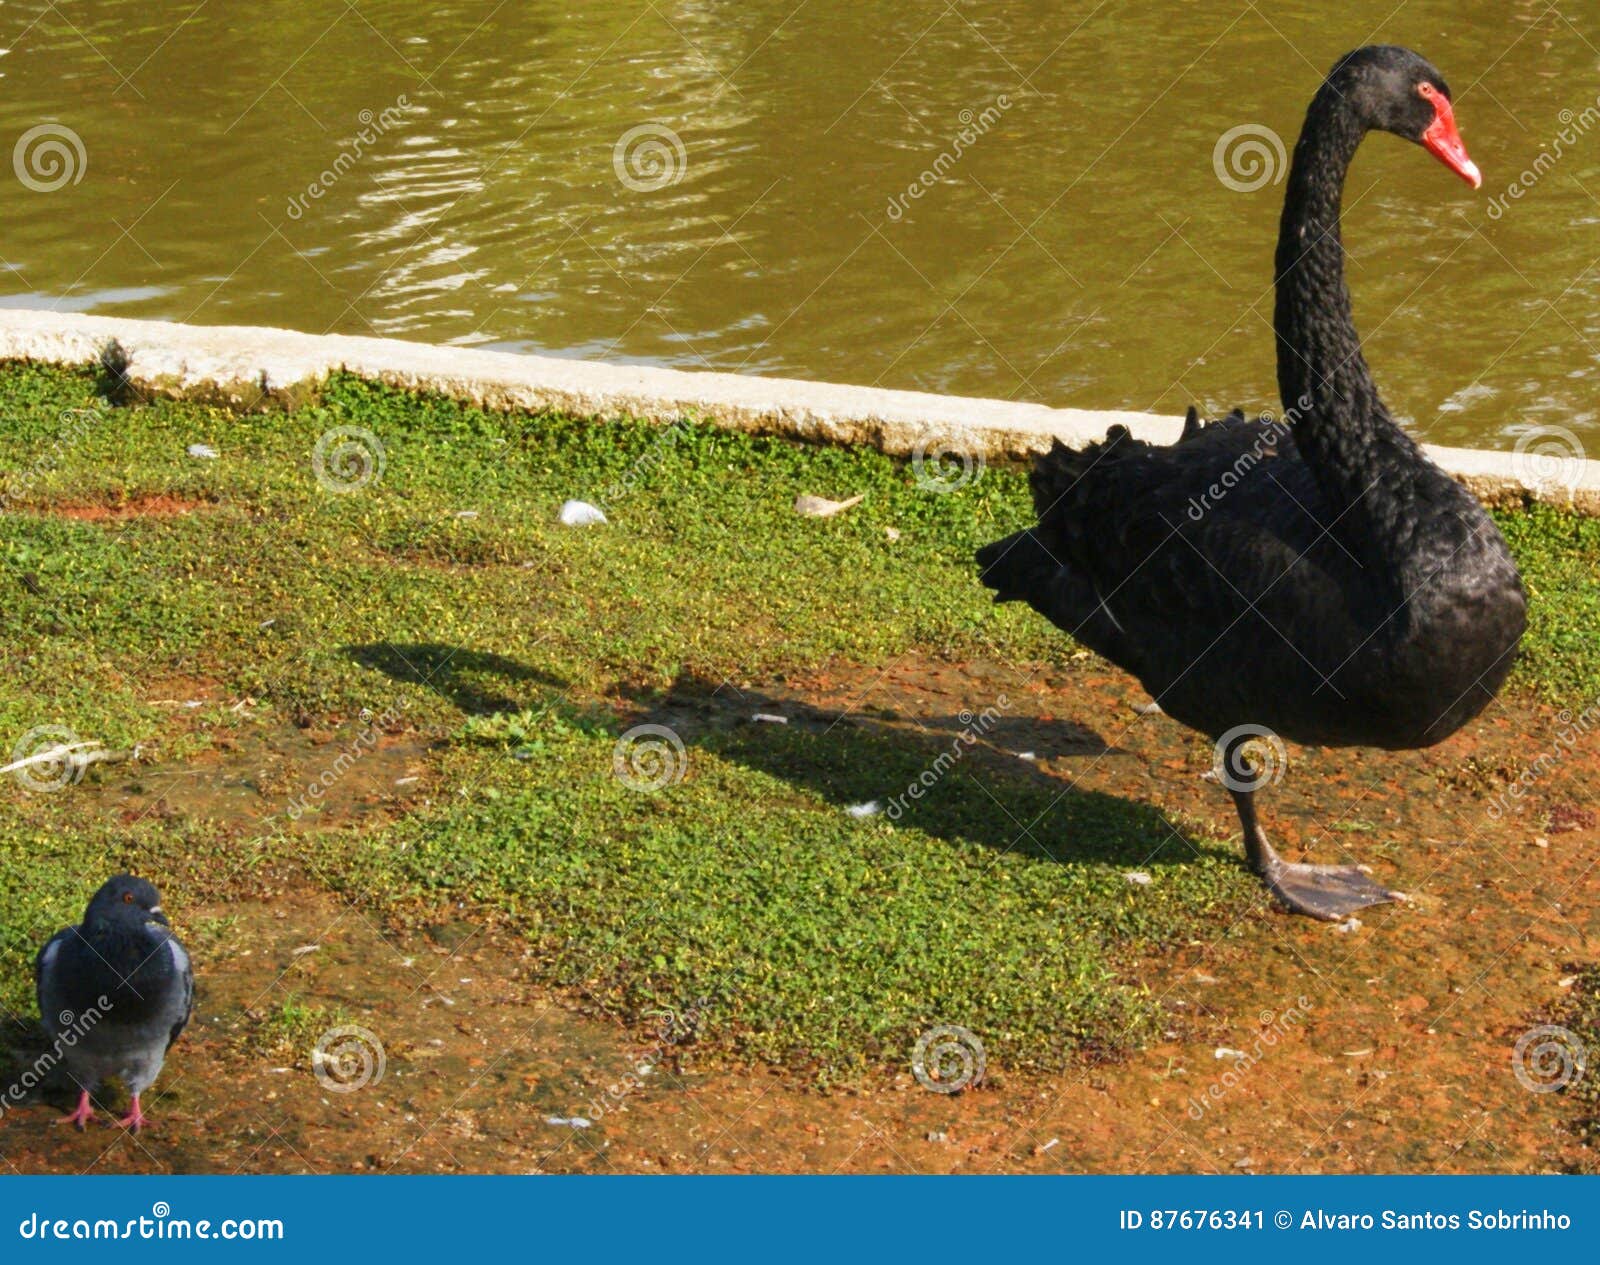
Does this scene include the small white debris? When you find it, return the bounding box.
[1233,1157,1255,1170]
[557,499,607,526]
[1192,973,1220,985]
[752,713,789,725]
[394,776,419,786]
[885,526,902,542]
[1333,917,1362,933]
[794,493,864,518]
[290,944,319,957]
[187,443,219,459]
[1214,1047,1247,1061]
[1038,1138,1060,1153]
[1124,871,1153,886]
[259,619,276,630]
[0,740,106,778]
[454,510,480,519]
[1134,701,1164,716]
[1531,836,1550,849]
[545,1116,592,1129]
[1014,751,1037,762]
[926,1130,948,1143]
[846,801,881,818]
[1558,975,1578,989]
[1341,1048,1374,1057]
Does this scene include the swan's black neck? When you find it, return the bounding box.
[1274,85,1425,559]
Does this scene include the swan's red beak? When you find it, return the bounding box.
[1421,90,1481,189]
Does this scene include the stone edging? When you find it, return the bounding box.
[2,307,1595,514]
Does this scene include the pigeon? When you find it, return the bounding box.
[35,875,194,1131]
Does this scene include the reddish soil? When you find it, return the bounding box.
[1,657,1594,1174]
[46,494,213,522]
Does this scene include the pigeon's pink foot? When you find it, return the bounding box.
[114,1096,146,1132]
[58,1090,95,1130]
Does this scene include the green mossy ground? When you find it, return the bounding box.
[1,364,1593,1078]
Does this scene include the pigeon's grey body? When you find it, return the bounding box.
[34,875,193,1129]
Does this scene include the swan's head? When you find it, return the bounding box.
[1330,45,1481,190]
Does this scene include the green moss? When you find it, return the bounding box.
[1,362,1594,1077]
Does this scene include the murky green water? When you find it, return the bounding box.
[1,1,1596,449]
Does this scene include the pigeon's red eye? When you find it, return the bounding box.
[123,892,134,903]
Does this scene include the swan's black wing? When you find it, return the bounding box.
[977,410,1380,737]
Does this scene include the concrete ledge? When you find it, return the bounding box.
[3,307,1596,514]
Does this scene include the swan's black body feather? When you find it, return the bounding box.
[978,407,1525,750]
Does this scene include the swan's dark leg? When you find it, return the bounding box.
[1229,786,1401,920]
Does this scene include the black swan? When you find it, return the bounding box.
[976,46,1526,920]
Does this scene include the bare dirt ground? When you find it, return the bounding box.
[2,656,1594,1174]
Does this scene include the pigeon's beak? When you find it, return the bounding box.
[149,907,169,926]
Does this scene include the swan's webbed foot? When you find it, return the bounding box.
[1257,855,1401,921]
[1229,785,1401,921]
